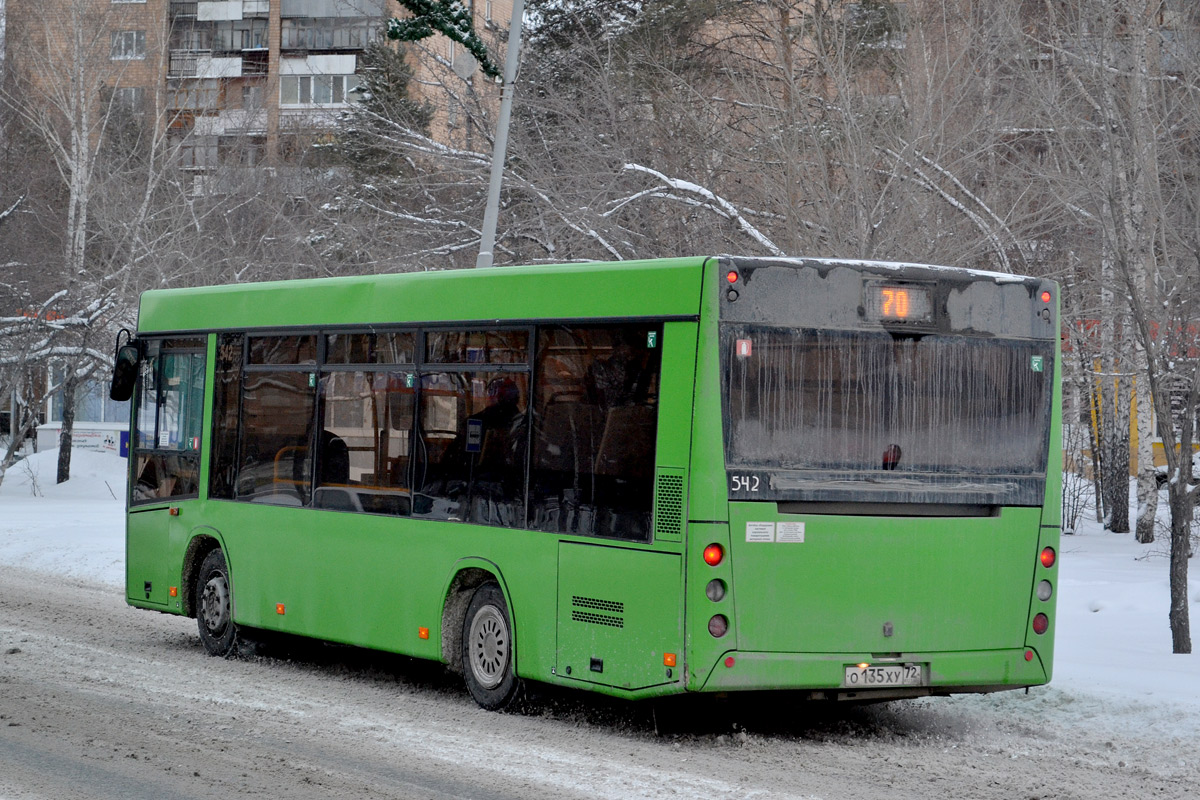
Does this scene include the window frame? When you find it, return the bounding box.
[208,322,664,541]
[111,30,147,61]
[129,337,207,508]
[279,74,361,108]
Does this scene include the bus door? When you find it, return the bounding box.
[127,338,206,607]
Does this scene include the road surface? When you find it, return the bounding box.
[1,566,1194,799]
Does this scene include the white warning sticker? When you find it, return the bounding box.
[746,522,775,543]
[777,522,806,543]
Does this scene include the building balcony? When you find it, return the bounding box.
[198,1,246,22]
[170,50,244,79]
[169,49,210,77]
[242,51,269,76]
[170,2,198,18]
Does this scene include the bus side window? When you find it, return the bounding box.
[236,371,315,506]
[236,339,317,506]
[414,371,529,527]
[209,334,243,500]
[530,325,661,541]
[313,368,415,516]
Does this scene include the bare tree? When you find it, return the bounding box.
[1024,0,1194,652]
[0,0,142,481]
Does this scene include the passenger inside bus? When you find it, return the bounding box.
[319,429,350,485]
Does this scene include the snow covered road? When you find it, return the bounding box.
[0,565,1194,799]
[2,450,1199,798]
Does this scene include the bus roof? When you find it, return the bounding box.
[136,257,709,334]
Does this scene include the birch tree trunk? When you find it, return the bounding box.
[1135,346,1158,542]
[56,371,75,484]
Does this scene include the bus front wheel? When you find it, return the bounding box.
[196,548,239,657]
[461,583,519,710]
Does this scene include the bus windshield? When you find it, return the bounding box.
[724,326,1053,478]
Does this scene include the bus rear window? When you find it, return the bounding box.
[724,327,1052,476]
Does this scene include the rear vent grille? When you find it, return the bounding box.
[572,596,623,613]
[571,596,624,628]
[655,472,685,540]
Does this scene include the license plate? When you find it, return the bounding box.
[843,663,924,688]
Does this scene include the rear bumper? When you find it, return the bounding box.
[695,647,1050,697]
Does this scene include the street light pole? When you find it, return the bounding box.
[475,0,525,269]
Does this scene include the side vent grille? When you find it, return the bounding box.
[571,596,624,628]
[654,471,685,541]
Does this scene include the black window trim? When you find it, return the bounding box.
[210,321,665,541]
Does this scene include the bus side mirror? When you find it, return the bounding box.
[110,342,141,402]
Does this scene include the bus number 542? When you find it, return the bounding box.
[732,475,760,492]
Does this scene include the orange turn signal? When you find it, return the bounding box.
[276,603,286,615]
[663,653,677,667]
[418,627,430,640]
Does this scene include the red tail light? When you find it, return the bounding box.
[703,544,724,566]
[1032,613,1049,635]
[1040,547,1056,569]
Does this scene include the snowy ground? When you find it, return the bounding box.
[2,448,1198,764]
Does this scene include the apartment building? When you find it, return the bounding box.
[3,0,509,167]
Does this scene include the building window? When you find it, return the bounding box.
[111,30,147,60]
[281,18,377,50]
[49,375,130,426]
[242,84,265,109]
[167,79,220,111]
[280,75,362,107]
[112,1,148,4]
[485,1,493,22]
[111,86,145,111]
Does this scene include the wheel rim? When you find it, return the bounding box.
[199,572,230,636]
[468,605,509,690]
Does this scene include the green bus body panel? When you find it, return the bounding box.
[1029,307,1063,681]
[136,259,707,333]
[686,261,728,523]
[555,542,683,691]
[127,506,173,607]
[725,505,1041,654]
[653,321,698,543]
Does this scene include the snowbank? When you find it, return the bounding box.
[0,448,127,586]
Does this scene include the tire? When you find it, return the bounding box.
[461,582,519,710]
[196,548,239,657]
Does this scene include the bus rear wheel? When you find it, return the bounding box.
[461,582,519,710]
[196,548,239,657]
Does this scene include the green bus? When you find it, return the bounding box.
[114,256,1061,709]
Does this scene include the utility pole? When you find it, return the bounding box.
[475,0,525,269]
